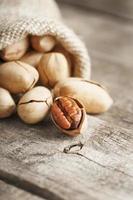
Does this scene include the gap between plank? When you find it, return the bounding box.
[0,169,62,200]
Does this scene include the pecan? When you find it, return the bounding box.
[51,96,82,130]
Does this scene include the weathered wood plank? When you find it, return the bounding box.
[59,3,133,130]
[91,57,133,129]
[58,0,133,20]
[61,3,133,67]
[0,116,133,200]
[0,180,44,200]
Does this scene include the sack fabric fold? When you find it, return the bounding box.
[0,0,91,79]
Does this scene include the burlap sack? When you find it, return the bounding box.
[0,0,91,79]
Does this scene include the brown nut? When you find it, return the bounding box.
[20,50,43,68]
[0,37,29,61]
[0,61,39,94]
[17,86,53,124]
[51,96,87,136]
[54,78,113,114]
[0,87,16,118]
[37,52,71,88]
[31,35,56,53]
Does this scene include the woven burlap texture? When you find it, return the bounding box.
[0,0,91,79]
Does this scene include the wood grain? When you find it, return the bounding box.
[0,116,133,200]
[0,180,44,200]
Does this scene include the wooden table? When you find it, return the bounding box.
[0,1,133,200]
